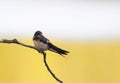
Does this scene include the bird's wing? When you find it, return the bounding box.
[39,36,49,44]
[48,42,69,55]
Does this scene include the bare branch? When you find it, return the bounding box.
[0,39,63,83]
[0,39,38,50]
[42,52,63,83]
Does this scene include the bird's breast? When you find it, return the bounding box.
[33,40,49,51]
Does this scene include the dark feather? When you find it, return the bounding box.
[39,36,49,44]
[48,42,69,55]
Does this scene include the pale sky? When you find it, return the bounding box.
[0,0,120,40]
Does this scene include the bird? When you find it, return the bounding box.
[33,31,69,55]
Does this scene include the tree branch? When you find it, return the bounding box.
[42,52,63,83]
[0,39,63,83]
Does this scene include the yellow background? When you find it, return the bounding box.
[0,39,120,83]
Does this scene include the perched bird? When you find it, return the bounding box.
[33,31,69,55]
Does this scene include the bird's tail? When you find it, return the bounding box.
[48,43,69,55]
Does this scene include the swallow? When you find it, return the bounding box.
[33,31,69,55]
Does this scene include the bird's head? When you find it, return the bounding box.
[33,31,42,40]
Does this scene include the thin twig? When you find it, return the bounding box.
[42,52,63,83]
[0,39,63,83]
[0,39,37,50]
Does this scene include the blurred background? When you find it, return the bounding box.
[0,0,120,83]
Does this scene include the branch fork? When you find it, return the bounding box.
[0,39,63,83]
